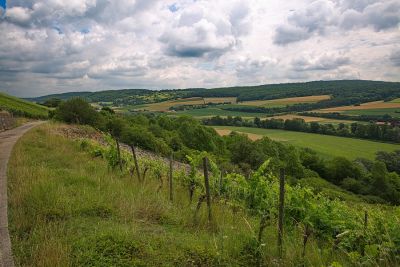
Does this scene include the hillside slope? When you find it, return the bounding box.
[0,92,48,118]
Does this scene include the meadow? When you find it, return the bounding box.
[0,92,48,118]
[212,126,400,160]
[342,108,400,118]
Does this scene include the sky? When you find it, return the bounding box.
[0,0,399,97]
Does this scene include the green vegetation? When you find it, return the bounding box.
[8,124,400,266]
[0,92,48,118]
[343,108,400,118]
[212,126,400,160]
[204,116,400,143]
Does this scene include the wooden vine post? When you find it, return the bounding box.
[169,153,173,202]
[130,144,141,182]
[203,157,212,222]
[278,168,285,258]
[362,210,368,256]
[116,139,122,171]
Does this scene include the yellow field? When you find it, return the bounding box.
[269,114,355,124]
[240,95,331,107]
[143,97,236,111]
[318,100,400,112]
[215,129,263,141]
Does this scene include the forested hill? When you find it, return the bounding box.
[29,80,400,104]
[189,80,400,101]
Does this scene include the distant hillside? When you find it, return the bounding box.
[29,80,400,106]
[0,92,48,119]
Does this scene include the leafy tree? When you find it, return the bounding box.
[54,98,98,125]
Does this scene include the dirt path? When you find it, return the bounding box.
[0,121,45,267]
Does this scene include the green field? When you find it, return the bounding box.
[212,126,400,160]
[0,92,48,118]
[175,107,270,118]
[342,108,400,118]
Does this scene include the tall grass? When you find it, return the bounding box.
[8,123,352,266]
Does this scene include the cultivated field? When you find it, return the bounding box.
[318,100,400,112]
[213,126,400,160]
[342,108,400,118]
[269,114,355,124]
[141,97,236,111]
[240,95,330,107]
[175,107,270,118]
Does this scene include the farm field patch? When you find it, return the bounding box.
[240,95,330,107]
[212,126,400,160]
[141,97,236,111]
[269,114,356,124]
[318,100,400,112]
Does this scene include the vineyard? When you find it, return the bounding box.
[0,92,49,119]
[8,123,399,266]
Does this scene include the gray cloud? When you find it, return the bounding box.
[274,0,337,45]
[340,0,400,31]
[275,0,400,45]
[291,54,351,71]
[390,49,400,67]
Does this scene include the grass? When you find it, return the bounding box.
[212,126,400,160]
[342,108,400,118]
[8,123,355,266]
[0,92,48,118]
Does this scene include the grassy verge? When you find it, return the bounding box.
[8,123,353,266]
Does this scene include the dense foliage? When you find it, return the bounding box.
[203,116,400,143]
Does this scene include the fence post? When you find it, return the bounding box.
[278,168,285,258]
[130,144,141,182]
[169,153,173,202]
[203,157,212,222]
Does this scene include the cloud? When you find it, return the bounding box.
[274,0,337,45]
[389,49,400,67]
[159,1,250,58]
[274,0,400,45]
[340,0,400,31]
[291,53,350,71]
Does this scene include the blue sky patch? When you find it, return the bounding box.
[0,0,6,10]
[168,3,178,13]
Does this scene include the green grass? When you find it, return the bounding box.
[0,92,48,118]
[212,126,400,160]
[175,107,270,118]
[8,123,356,266]
[390,98,400,103]
[342,108,400,118]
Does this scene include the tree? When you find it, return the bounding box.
[54,98,98,125]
